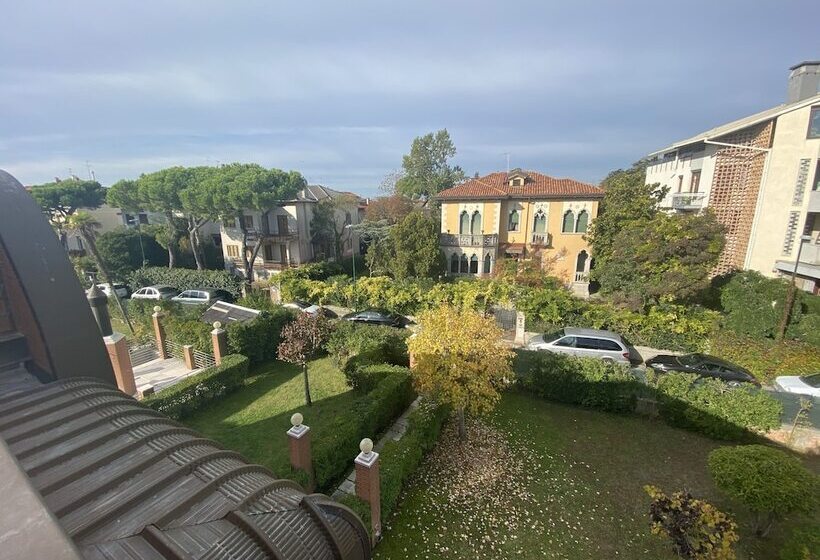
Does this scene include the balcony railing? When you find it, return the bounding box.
[574,272,588,282]
[670,193,707,210]
[440,233,498,247]
[531,232,552,246]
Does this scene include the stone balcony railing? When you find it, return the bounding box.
[439,233,498,247]
[670,193,707,210]
[531,232,552,246]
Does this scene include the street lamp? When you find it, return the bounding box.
[777,234,812,341]
[345,224,356,283]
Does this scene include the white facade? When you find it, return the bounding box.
[65,204,162,252]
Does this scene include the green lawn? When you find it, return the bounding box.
[376,392,818,560]
[184,357,357,478]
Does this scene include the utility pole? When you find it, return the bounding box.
[777,234,811,341]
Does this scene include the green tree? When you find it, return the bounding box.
[178,166,224,271]
[352,219,394,277]
[595,211,725,310]
[277,312,333,406]
[205,164,306,289]
[389,211,444,279]
[586,161,666,270]
[66,212,133,333]
[719,270,805,339]
[407,305,514,438]
[395,129,465,197]
[310,193,358,261]
[96,227,167,280]
[364,194,415,223]
[30,178,106,248]
[708,445,819,538]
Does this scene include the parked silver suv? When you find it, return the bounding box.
[526,327,634,364]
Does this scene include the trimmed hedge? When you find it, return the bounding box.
[131,266,243,298]
[339,399,449,533]
[226,307,295,364]
[312,366,416,491]
[515,350,646,413]
[142,354,249,420]
[325,322,410,390]
[656,374,782,441]
[719,270,804,339]
[780,523,820,560]
[710,331,820,382]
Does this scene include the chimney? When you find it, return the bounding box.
[787,61,820,103]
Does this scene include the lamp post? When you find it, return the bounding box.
[777,234,812,341]
[345,224,356,283]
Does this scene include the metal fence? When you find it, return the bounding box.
[490,305,517,334]
[128,340,159,367]
[193,349,216,369]
[163,339,185,361]
[163,339,216,370]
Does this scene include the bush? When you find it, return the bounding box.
[657,374,782,441]
[311,367,415,491]
[708,445,819,537]
[96,227,167,281]
[719,271,804,339]
[780,523,820,560]
[515,350,645,413]
[325,322,410,382]
[142,354,249,420]
[130,266,243,298]
[226,307,295,364]
[235,289,277,312]
[710,331,820,383]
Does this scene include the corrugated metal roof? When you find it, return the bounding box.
[201,302,261,325]
[0,374,371,560]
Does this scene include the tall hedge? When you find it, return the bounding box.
[130,266,243,298]
[710,331,820,382]
[719,270,804,339]
[226,307,295,364]
[142,354,249,420]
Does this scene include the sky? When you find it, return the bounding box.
[1,1,818,196]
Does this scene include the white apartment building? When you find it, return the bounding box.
[645,61,820,293]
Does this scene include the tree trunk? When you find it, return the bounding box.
[754,512,776,538]
[457,407,466,439]
[188,216,204,271]
[84,234,134,334]
[165,212,177,269]
[776,282,797,341]
[303,363,312,406]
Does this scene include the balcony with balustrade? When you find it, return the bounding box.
[669,192,707,211]
[530,232,552,247]
[439,233,498,247]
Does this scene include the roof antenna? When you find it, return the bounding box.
[503,153,510,173]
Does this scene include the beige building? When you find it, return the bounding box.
[645,62,820,293]
[220,185,363,281]
[436,169,603,292]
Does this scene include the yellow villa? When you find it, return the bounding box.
[436,169,603,293]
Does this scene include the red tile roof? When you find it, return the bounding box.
[436,171,603,200]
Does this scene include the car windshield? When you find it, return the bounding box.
[676,354,702,367]
[542,330,563,343]
[800,373,820,388]
[158,287,176,294]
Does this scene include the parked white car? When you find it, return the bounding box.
[526,327,635,364]
[96,283,129,298]
[130,285,179,300]
[774,373,820,398]
[172,288,232,306]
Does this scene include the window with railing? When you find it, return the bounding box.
[226,245,240,258]
[508,209,519,231]
[533,211,546,233]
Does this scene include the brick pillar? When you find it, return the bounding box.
[287,413,314,491]
[104,332,137,396]
[152,307,168,359]
[183,345,196,370]
[354,438,381,542]
[211,321,227,365]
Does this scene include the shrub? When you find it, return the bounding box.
[326,321,409,372]
[235,289,277,312]
[719,270,803,339]
[142,354,249,420]
[311,368,415,491]
[710,331,820,382]
[657,374,782,440]
[96,227,166,281]
[515,350,645,413]
[130,266,243,298]
[708,445,819,537]
[644,485,739,560]
[780,523,820,560]
[226,307,295,364]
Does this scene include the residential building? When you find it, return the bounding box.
[61,204,161,253]
[220,184,363,281]
[436,169,604,293]
[645,62,820,292]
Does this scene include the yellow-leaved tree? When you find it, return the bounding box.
[407,305,514,439]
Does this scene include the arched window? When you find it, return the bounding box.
[459,254,469,273]
[575,210,589,233]
[576,250,588,272]
[533,211,547,233]
[470,211,482,235]
[469,254,479,274]
[508,209,519,232]
[483,253,492,274]
[450,253,459,274]
[562,210,575,233]
[459,211,470,234]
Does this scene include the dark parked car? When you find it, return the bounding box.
[341,309,407,328]
[645,353,759,386]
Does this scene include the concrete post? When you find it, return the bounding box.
[152,306,168,359]
[211,321,227,365]
[354,438,381,542]
[269,284,282,304]
[182,345,196,370]
[103,332,137,396]
[287,413,314,491]
[514,311,526,345]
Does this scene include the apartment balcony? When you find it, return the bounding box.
[238,227,299,242]
[670,193,707,210]
[530,232,552,247]
[808,190,820,213]
[439,233,498,247]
